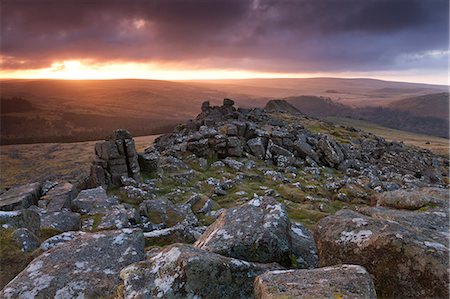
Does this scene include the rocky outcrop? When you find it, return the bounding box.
[119,244,283,299]
[89,129,141,188]
[139,198,197,229]
[195,196,292,267]
[151,99,446,188]
[254,265,377,299]
[314,206,449,298]
[0,182,41,211]
[1,228,145,299]
[265,99,303,114]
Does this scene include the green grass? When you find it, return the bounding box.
[0,228,43,288]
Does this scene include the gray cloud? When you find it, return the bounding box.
[1,0,448,73]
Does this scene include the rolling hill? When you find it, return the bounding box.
[0,78,447,144]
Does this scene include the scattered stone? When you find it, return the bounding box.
[254,265,376,299]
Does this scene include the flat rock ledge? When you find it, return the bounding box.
[254,265,377,299]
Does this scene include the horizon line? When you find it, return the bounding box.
[0,76,448,87]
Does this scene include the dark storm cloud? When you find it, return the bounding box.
[1,0,448,72]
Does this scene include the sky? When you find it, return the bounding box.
[1,0,449,84]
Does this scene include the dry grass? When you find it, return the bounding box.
[324,117,449,156]
[0,135,159,189]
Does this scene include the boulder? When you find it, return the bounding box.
[0,209,40,236]
[293,136,319,162]
[30,207,80,232]
[254,265,376,299]
[120,244,282,299]
[71,187,120,214]
[0,182,41,211]
[247,137,266,159]
[373,187,448,210]
[195,196,292,267]
[143,223,199,246]
[314,209,449,298]
[1,228,145,299]
[317,136,345,167]
[139,198,197,228]
[290,222,319,269]
[39,182,77,212]
[12,228,40,252]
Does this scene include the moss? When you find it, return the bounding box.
[278,185,309,203]
[39,227,63,243]
[286,206,329,229]
[0,228,43,289]
[146,209,183,228]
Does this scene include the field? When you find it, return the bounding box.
[0,135,158,189]
[324,117,449,156]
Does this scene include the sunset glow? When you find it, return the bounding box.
[0,60,447,85]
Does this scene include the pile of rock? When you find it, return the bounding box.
[149,99,446,187]
[89,129,141,188]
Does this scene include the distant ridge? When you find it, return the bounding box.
[264,99,303,114]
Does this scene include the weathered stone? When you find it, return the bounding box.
[317,136,345,166]
[89,129,141,188]
[40,231,86,251]
[254,265,376,299]
[293,135,319,162]
[0,182,41,211]
[314,209,449,298]
[0,209,40,235]
[195,196,292,266]
[290,222,319,269]
[373,187,448,210]
[143,223,198,246]
[1,229,145,299]
[120,244,282,299]
[30,207,80,232]
[139,198,197,228]
[39,182,77,212]
[138,151,159,173]
[71,187,119,214]
[12,228,40,252]
[247,137,266,159]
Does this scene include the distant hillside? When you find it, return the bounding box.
[285,94,449,138]
[388,92,449,119]
[285,96,353,116]
[0,78,447,144]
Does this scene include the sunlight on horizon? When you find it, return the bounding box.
[0,60,447,85]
